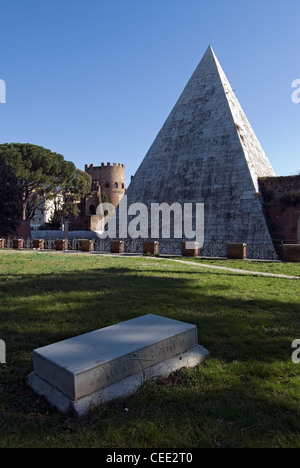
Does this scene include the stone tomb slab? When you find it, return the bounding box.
[28,314,209,416]
[32,314,198,401]
[0,339,6,364]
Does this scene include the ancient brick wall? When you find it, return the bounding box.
[12,220,31,239]
[259,175,300,243]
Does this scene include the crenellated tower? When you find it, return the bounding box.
[85,162,125,208]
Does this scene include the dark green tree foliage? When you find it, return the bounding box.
[58,169,92,218]
[0,156,23,235]
[39,211,61,231]
[0,143,76,220]
[40,169,92,230]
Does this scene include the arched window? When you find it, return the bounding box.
[114,182,118,188]
[122,183,125,189]
[105,181,110,188]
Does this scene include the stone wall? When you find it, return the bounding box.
[6,220,31,239]
[259,175,300,243]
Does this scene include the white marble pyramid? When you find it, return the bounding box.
[121,46,276,249]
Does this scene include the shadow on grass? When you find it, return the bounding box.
[0,263,300,447]
[0,266,299,363]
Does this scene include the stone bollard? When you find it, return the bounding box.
[55,239,67,251]
[181,242,199,257]
[143,241,159,255]
[81,239,94,252]
[0,239,5,249]
[227,243,247,260]
[13,239,23,249]
[33,239,44,250]
[110,240,124,254]
[282,244,300,262]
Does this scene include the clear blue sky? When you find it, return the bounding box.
[0,0,299,187]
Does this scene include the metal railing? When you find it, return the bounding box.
[67,239,81,251]
[246,243,278,261]
[199,241,227,258]
[43,239,56,250]
[94,239,110,252]
[0,236,294,261]
[158,240,182,256]
[123,239,143,254]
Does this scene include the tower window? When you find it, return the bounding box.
[105,181,110,188]
[114,182,118,188]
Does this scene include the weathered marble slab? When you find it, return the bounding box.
[0,339,5,364]
[28,344,209,416]
[32,314,198,400]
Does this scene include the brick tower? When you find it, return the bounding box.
[85,162,125,208]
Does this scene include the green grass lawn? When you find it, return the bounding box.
[0,251,300,448]
[172,257,300,277]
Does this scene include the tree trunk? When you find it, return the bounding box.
[63,217,69,241]
[22,202,27,221]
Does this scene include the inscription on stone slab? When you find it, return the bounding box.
[0,339,6,364]
[33,314,198,400]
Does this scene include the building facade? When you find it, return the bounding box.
[30,197,61,231]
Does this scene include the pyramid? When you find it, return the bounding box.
[120,46,276,250]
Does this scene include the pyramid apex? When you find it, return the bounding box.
[205,43,215,54]
[201,44,219,66]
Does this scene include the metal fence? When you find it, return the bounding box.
[44,239,57,250]
[123,239,143,254]
[94,239,111,252]
[158,241,182,256]
[199,241,227,258]
[0,236,293,261]
[246,243,278,261]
